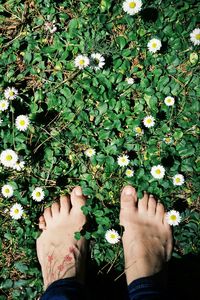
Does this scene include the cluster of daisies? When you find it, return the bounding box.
[0,148,45,220]
[121,0,200,52]
[105,209,182,244]
[74,53,105,70]
[0,87,30,131]
[85,149,184,186]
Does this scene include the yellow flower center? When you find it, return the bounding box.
[170,215,177,221]
[135,127,142,133]
[195,33,200,40]
[147,118,152,124]
[165,138,171,143]
[121,158,126,162]
[19,120,25,126]
[110,234,116,239]
[79,59,85,65]
[5,188,10,194]
[36,192,41,197]
[166,98,171,103]
[156,169,161,175]
[129,1,136,8]
[9,91,14,96]
[152,42,157,48]
[175,178,181,183]
[14,209,19,214]
[6,155,13,161]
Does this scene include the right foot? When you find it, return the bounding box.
[120,186,173,285]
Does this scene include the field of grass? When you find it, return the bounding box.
[0,0,199,298]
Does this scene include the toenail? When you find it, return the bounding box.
[75,187,82,196]
[124,187,133,195]
[150,194,154,197]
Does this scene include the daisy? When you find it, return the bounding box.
[45,21,57,33]
[147,38,162,53]
[173,174,185,186]
[166,210,181,226]
[117,155,130,167]
[190,28,200,46]
[1,184,14,198]
[74,55,90,69]
[163,137,173,144]
[122,0,142,15]
[32,187,45,202]
[105,229,120,244]
[164,96,175,106]
[90,53,105,70]
[125,169,134,177]
[143,115,155,128]
[13,160,25,171]
[0,100,9,111]
[151,165,165,179]
[15,115,30,131]
[4,87,18,100]
[126,78,134,84]
[85,148,96,157]
[10,203,24,220]
[0,149,18,168]
[135,126,144,136]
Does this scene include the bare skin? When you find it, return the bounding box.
[120,186,173,285]
[37,186,87,289]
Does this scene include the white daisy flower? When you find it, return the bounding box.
[74,55,90,69]
[4,87,18,100]
[117,155,130,167]
[151,165,165,179]
[0,100,9,111]
[135,126,144,136]
[85,148,96,157]
[32,187,45,202]
[166,210,182,226]
[105,229,120,244]
[190,28,200,46]
[147,38,162,53]
[173,174,185,186]
[1,184,14,198]
[0,149,18,168]
[125,169,134,177]
[10,203,24,220]
[163,137,173,144]
[13,161,25,171]
[126,78,134,84]
[143,115,155,128]
[164,96,175,106]
[15,115,30,131]
[122,0,142,15]
[90,53,105,70]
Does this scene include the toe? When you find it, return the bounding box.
[43,207,52,224]
[156,202,165,222]
[120,186,137,210]
[147,195,157,216]
[71,186,86,210]
[138,192,148,213]
[39,215,46,230]
[60,195,71,214]
[51,202,60,217]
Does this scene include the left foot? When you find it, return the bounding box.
[37,186,87,289]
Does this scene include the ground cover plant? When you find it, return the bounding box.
[0,0,200,298]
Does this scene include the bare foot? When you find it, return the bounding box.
[120,186,173,285]
[37,186,87,289]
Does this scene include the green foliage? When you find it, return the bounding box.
[0,0,200,298]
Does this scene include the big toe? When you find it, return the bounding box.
[71,186,86,212]
[120,186,137,210]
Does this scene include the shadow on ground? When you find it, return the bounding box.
[85,254,200,300]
